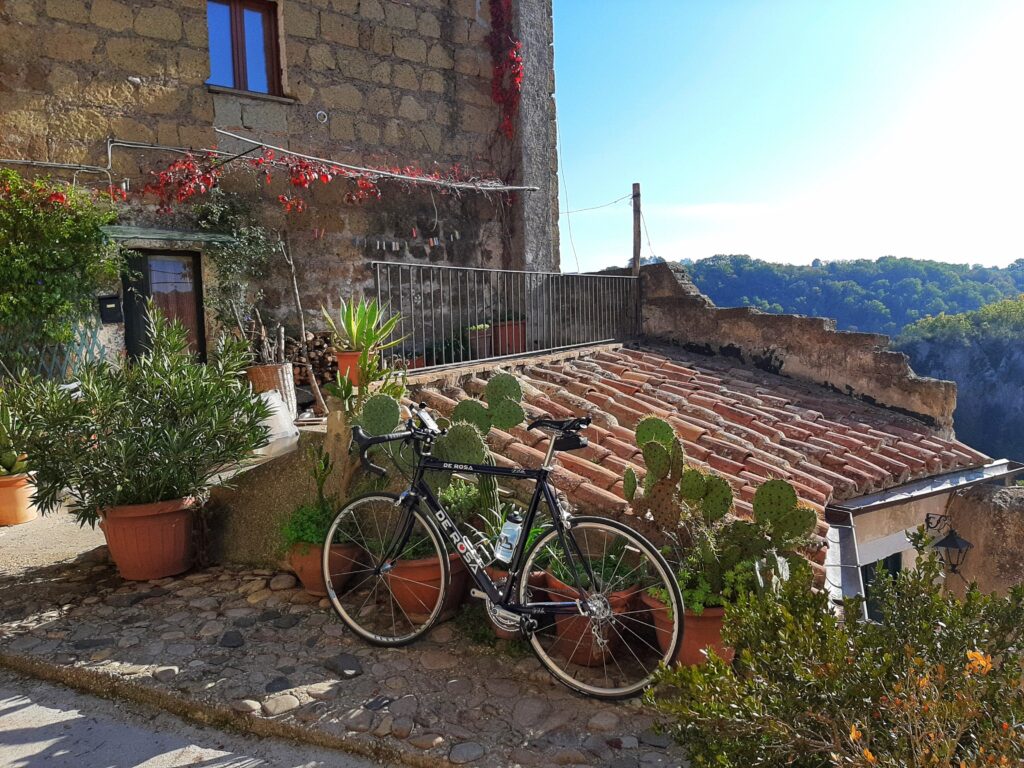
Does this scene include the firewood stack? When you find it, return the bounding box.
[285,331,338,386]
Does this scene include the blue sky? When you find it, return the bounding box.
[552,1,1024,271]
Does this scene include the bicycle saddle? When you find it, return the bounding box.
[527,416,592,433]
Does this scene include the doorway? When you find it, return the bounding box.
[123,251,206,359]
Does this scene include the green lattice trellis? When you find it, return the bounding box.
[1,322,106,381]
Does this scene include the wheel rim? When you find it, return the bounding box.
[323,495,447,644]
[520,520,681,698]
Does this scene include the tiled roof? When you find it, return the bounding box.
[412,345,989,578]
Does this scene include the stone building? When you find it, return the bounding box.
[0,0,559,356]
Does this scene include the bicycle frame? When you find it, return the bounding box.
[394,456,597,618]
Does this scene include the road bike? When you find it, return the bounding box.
[321,405,683,699]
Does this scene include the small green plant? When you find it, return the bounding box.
[283,444,337,550]
[3,307,270,526]
[0,404,28,476]
[467,323,491,332]
[451,373,526,433]
[322,297,404,353]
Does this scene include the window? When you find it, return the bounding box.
[860,552,903,622]
[123,252,206,360]
[206,0,281,95]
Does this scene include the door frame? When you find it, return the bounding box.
[123,250,207,360]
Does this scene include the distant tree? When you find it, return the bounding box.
[684,255,1024,337]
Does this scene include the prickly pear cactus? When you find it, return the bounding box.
[623,467,638,501]
[635,415,675,451]
[678,468,707,501]
[484,373,522,405]
[359,393,402,436]
[449,372,526,435]
[451,398,491,433]
[699,476,734,523]
[428,422,489,492]
[641,441,671,482]
[753,479,816,548]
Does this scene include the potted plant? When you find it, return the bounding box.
[6,309,270,580]
[0,404,34,526]
[543,544,637,666]
[283,444,360,596]
[638,474,816,665]
[491,313,526,356]
[321,297,404,387]
[465,323,492,360]
[241,310,297,421]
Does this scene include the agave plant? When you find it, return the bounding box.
[0,403,28,477]
[321,297,405,353]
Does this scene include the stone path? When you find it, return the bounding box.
[0,668,377,767]
[0,552,687,767]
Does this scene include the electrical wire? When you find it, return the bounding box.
[639,209,659,260]
[558,193,632,216]
[553,111,581,272]
[215,129,539,194]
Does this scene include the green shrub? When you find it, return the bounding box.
[283,444,336,548]
[3,308,270,526]
[649,534,1024,767]
[0,170,122,359]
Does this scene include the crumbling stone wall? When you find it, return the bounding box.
[640,262,958,435]
[0,0,558,333]
[946,483,1024,596]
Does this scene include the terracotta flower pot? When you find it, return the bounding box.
[467,328,493,360]
[546,571,634,667]
[0,474,36,526]
[245,362,297,420]
[386,553,468,624]
[335,350,362,386]
[100,498,194,581]
[288,542,362,597]
[639,591,734,666]
[492,320,526,356]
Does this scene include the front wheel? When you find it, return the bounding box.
[323,493,449,646]
[519,516,683,699]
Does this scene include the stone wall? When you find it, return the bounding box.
[640,262,958,434]
[946,483,1024,596]
[0,0,558,334]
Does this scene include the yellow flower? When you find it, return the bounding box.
[966,650,993,675]
[863,747,878,764]
[850,724,863,742]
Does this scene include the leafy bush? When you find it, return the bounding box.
[649,534,1024,767]
[4,309,270,526]
[0,170,122,365]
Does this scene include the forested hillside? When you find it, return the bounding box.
[683,255,1024,336]
[895,298,1024,461]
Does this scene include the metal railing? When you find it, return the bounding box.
[373,262,639,370]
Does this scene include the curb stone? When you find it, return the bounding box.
[0,650,447,768]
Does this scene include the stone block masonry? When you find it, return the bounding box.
[0,0,560,335]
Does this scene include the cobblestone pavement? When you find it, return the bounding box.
[0,552,687,767]
[0,668,377,767]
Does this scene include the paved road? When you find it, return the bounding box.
[0,670,383,768]
[0,508,104,576]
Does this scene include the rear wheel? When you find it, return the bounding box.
[323,493,449,646]
[519,516,683,699]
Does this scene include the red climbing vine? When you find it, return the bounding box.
[136,147,486,214]
[488,0,523,140]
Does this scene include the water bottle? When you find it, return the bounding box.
[493,511,524,564]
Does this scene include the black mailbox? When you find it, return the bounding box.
[97,295,123,324]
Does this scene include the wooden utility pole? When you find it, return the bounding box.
[631,182,641,276]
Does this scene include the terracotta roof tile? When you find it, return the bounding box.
[411,344,990,554]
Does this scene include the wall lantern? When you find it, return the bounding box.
[925,513,974,574]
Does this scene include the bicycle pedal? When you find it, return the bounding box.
[469,588,488,600]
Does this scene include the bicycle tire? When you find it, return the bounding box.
[322,492,449,647]
[518,516,684,699]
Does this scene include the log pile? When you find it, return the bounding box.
[285,331,338,386]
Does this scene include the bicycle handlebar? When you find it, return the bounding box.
[350,402,443,477]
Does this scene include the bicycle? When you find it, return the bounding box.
[321,404,683,699]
